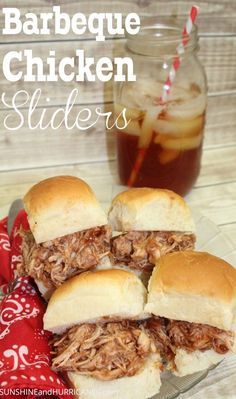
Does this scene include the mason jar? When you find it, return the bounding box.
[114,18,207,196]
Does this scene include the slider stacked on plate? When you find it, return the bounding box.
[145,251,236,376]
[17,176,111,298]
[44,269,162,399]
[108,188,196,277]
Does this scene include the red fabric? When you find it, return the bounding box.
[0,217,11,288]
[0,210,28,288]
[0,212,73,399]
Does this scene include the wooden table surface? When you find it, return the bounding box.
[0,0,236,397]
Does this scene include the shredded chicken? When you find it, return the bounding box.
[51,317,233,380]
[144,317,174,361]
[111,231,195,271]
[51,321,153,381]
[17,225,111,288]
[167,319,234,355]
[145,317,233,359]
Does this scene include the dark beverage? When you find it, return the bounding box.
[114,82,206,196]
[116,127,204,196]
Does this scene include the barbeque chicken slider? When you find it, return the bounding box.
[44,269,162,399]
[108,188,195,279]
[145,251,236,376]
[17,176,111,299]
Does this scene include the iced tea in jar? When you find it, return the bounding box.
[114,18,207,196]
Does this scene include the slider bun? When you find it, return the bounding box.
[173,349,228,377]
[24,175,107,243]
[108,188,195,232]
[67,354,161,399]
[145,251,236,330]
[44,269,148,334]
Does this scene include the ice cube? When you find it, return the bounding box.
[154,115,204,137]
[161,134,203,150]
[167,92,207,119]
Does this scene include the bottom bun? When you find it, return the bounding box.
[173,349,227,377]
[68,354,161,399]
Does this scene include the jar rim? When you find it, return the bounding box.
[126,17,198,56]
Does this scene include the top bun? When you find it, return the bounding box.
[145,251,236,330]
[108,188,195,232]
[44,269,148,333]
[24,175,107,243]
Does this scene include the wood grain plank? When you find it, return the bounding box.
[139,1,236,36]
[199,37,236,95]
[0,40,115,107]
[0,94,235,171]
[1,37,235,110]
[0,103,115,171]
[1,0,236,43]
[204,94,236,149]
[0,161,116,217]
[0,147,236,195]
[0,1,140,42]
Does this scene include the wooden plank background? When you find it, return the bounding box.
[0,94,236,171]
[0,0,236,242]
[0,36,235,108]
[1,0,236,42]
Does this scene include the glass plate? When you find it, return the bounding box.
[155,365,217,399]
[152,210,236,399]
[0,206,235,397]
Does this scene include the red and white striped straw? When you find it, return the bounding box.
[127,5,199,187]
[161,5,199,103]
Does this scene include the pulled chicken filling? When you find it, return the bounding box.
[17,225,111,287]
[111,231,195,271]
